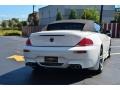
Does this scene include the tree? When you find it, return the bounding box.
[12,18,19,23]
[21,21,27,26]
[27,12,39,26]
[8,20,14,29]
[1,20,8,28]
[1,18,27,30]
[17,22,22,30]
[81,8,100,23]
[56,11,63,21]
[114,13,120,23]
[68,9,78,19]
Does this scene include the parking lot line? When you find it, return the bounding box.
[111,46,120,48]
[7,55,24,62]
[111,53,120,55]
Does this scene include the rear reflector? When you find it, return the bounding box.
[76,38,93,46]
[23,49,30,52]
[26,38,32,46]
[73,51,87,53]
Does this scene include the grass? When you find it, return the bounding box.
[0,30,22,36]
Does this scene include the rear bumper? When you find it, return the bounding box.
[25,62,82,70]
[24,46,100,69]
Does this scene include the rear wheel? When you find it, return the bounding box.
[108,47,111,58]
[90,46,104,74]
[108,41,111,58]
[96,47,104,73]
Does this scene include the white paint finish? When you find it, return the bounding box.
[24,45,100,68]
[30,30,93,47]
[24,20,111,69]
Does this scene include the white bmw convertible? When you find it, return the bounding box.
[24,19,111,73]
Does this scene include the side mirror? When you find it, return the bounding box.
[105,30,111,37]
[41,26,47,31]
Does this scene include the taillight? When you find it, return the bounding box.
[76,38,93,46]
[26,38,32,46]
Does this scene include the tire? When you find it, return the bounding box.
[96,47,104,73]
[90,46,104,74]
[108,41,111,58]
[108,47,111,58]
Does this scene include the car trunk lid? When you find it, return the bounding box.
[30,30,93,47]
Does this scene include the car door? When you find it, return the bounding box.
[98,33,110,56]
[94,23,110,56]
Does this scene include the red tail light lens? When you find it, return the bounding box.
[76,38,93,46]
[26,38,32,46]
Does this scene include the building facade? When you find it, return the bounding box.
[39,5,115,28]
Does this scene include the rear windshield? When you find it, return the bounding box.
[47,22,85,31]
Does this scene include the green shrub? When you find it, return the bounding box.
[56,11,63,21]
[1,27,21,30]
[0,30,22,36]
[81,8,100,23]
[68,9,78,19]
[4,32,21,36]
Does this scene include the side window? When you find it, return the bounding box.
[94,23,100,33]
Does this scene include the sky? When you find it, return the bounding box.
[0,5,46,21]
[0,5,119,21]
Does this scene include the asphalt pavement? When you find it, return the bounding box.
[0,36,120,85]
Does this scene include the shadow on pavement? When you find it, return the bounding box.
[0,67,99,85]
